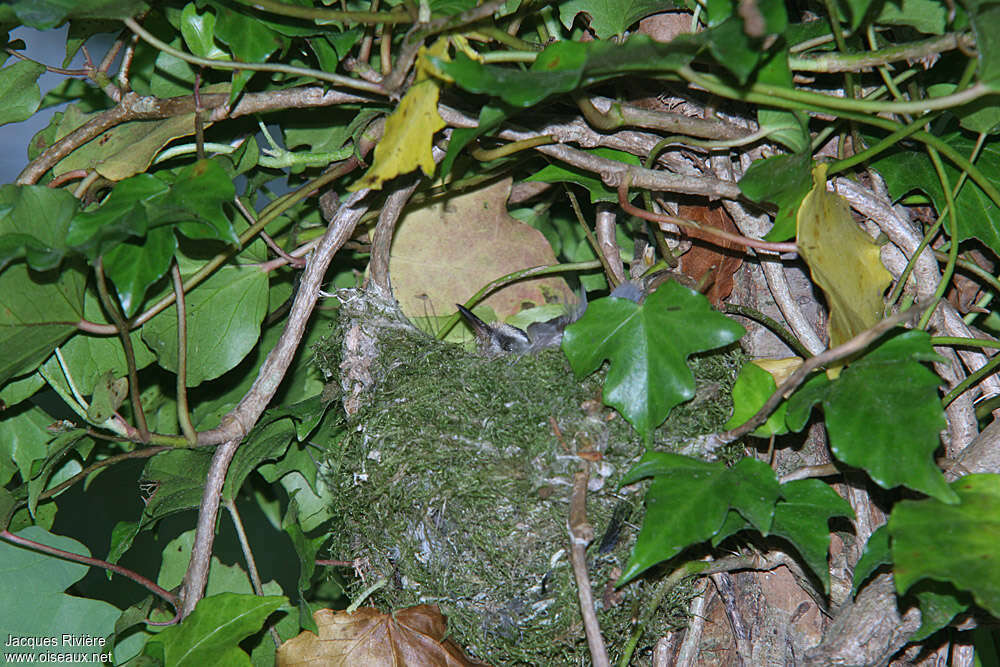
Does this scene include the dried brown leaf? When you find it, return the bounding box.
[276,605,490,667]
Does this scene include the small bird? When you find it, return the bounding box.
[456,304,562,356]
[456,282,642,356]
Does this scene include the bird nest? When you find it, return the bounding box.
[312,288,742,665]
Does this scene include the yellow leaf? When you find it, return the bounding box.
[349,41,449,192]
[752,357,802,386]
[797,164,892,363]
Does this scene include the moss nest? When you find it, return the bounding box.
[314,288,742,665]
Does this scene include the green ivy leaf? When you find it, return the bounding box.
[786,330,956,504]
[283,499,328,593]
[563,280,744,443]
[724,361,790,437]
[770,479,854,595]
[876,0,945,34]
[141,265,267,386]
[756,49,809,153]
[524,147,640,202]
[557,0,670,38]
[179,3,229,61]
[0,60,44,127]
[67,174,169,255]
[432,35,700,108]
[969,0,1000,88]
[619,452,780,584]
[5,0,148,29]
[852,524,890,596]
[141,448,213,525]
[739,151,813,242]
[0,405,53,487]
[158,159,239,245]
[215,8,284,100]
[890,473,1000,618]
[104,227,178,317]
[144,592,286,665]
[0,526,120,662]
[871,131,1000,254]
[440,103,509,178]
[0,262,85,385]
[222,419,295,502]
[0,184,79,272]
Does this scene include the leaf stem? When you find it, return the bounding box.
[123,17,385,95]
[172,264,198,445]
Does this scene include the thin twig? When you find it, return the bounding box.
[95,258,149,441]
[595,204,625,286]
[172,264,197,445]
[721,307,922,443]
[225,499,281,647]
[568,462,610,667]
[1,529,179,610]
[369,173,421,294]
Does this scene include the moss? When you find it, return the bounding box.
[314,290,743,665]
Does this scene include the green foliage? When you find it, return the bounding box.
[619,453,780,583]
[786,331,956,504]
[890,474,1000,619]
[0,527,121,660]
[143,593,286,665]
[563,281,745,443]
[2,0,1000,662]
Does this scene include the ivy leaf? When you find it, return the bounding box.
[141,264,268,386]
[144,593,286,665]
[557,0,670,38]
[0,526,120,663]
[351,42,448,191]
[524,147,641,202]
[179,3,229,61]
[103,226,178,317]
[4,0,148,29]
[770,479,854,595]
[156,159,239,245]
[0,184,79,272]
[968,0,1000,88]
[431,35,699,108]
[0,187,85,384]
[618,452,780,584]
[563,280,745,443]
[787,330,956,504]
[140,448,214,526]
[890,474,1000,618]
[871,131,1000,255]
[756,48,809,154]
[852,524,890,596]
[440,103,509,178]
[0,60,45,127]
[222,418,296,502]
[797,163,892,352]
[67,173,169,257]
[739,151,813,242]
[215,8,285,101]
[724,360,792,438]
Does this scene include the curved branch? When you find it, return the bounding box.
[179,188,371,617]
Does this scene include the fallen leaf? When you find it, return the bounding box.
[275,605,488,667]
[389,177,571,323]
[797,164,891,354]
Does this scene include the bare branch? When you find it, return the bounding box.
[179,189,372,617]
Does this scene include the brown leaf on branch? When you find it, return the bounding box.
[677,202,744,306]
[276,605,490,667]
